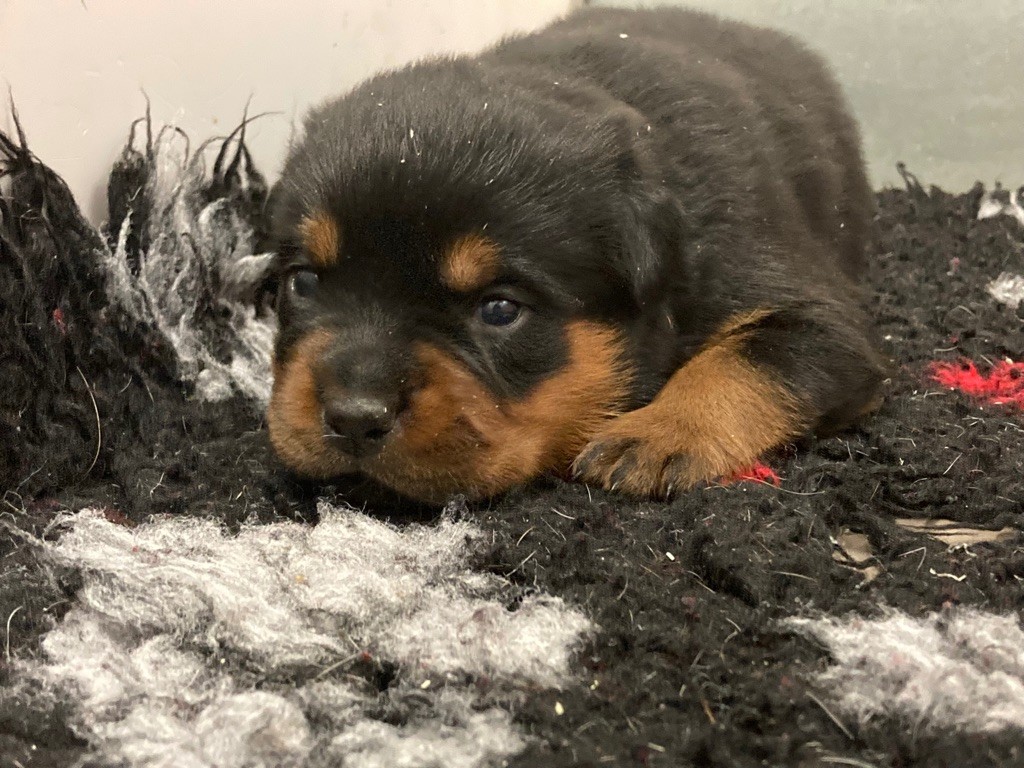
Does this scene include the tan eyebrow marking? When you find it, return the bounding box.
[440,234,501,292]
[298,211,341,267]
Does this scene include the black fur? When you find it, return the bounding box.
[271,7,884,485]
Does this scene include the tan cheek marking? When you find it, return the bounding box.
[439,234,501,292]
[298,212,341,268]
[502,322,632,467]
[368,321,631,501]
[267,328,355,477]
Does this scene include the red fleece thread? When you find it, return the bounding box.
[52,307,67,336]
[726,462,781,486]
[930,359,1024,410]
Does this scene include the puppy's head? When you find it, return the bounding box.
[267,63,670,502]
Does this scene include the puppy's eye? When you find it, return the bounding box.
[478,297,521,327]
[289,269,319,299]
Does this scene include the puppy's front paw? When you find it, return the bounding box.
[572,408,715,497]
[572,321,808,497]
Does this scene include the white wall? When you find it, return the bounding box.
[0,0,576,224]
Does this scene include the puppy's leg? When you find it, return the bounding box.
[573,307,885,496]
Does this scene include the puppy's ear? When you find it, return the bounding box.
[602,105,687,310]
[615,182,685,310]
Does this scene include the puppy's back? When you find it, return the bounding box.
[491,7,872,280]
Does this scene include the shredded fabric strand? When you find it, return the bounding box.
[101,127,276,404]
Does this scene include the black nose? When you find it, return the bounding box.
[323,395,397,457]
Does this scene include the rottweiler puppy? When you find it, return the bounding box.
[267,7,886,503]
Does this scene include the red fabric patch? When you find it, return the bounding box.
[52,307,67,336]
[929,359,1024,410]
[725,462,781,487]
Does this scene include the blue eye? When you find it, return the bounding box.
[479,297,521,327]
[289,269,319,299]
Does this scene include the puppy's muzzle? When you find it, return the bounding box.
[315,316,410,460]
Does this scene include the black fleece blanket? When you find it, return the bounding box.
[1,116,1023,768]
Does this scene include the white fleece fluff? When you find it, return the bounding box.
[327,698,525,768]
[787,608,1024,734]
[11,503,593,767]
[101,130,276,404]
[977,184,1024,226]
[987,271,1024,309]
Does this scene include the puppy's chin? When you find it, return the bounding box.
[266,415,360,480]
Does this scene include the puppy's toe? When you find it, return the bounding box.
[572,409,698,496]
[660,454,703,497]
[615,452,688,497]
[575,435,699,497]
[574,402,742,497]
[573,436,637,487]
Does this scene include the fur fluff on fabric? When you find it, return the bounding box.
[9,503,592,767]
[787,609,1024,733]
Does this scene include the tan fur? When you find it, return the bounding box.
[439,234,501,292]
[573,312,805,496]
[363,321,631,501]
[298,212,341,267]
[267,329,356,477]
[705,308,774,345]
